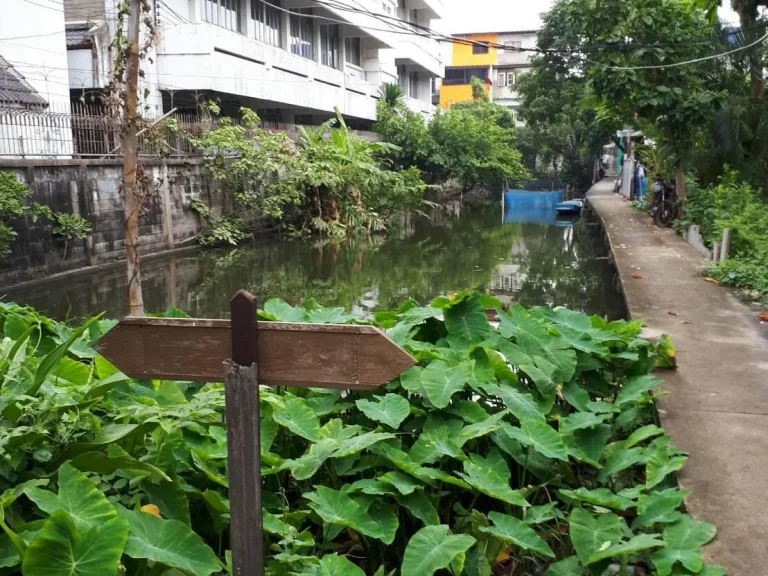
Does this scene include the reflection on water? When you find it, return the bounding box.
[3,202,624,321]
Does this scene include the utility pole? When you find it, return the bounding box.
[122,0,145,316]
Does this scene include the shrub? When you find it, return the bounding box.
[0,294,723,575]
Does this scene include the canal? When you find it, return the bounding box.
[3,202,625,321]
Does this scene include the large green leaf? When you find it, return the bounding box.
[420,361,470,409]
[69,451,171,482]
[479,511,554,557]
[379,471,421,495]
[544,556,584,576]
[615,375,663,406]
[22,511,127,576]
[633,488,689,529]
[646,447,688,489]
[559,412,612,435]
[288,439,339,481]
[308,307,355,324]
[481,383,544,421]
[401,525,476,576]
[356,394,411,429]
[305,486,385,540]
[456,410,508,446]
[394,492,439,526]
[558,487,635,511]
[272,395,320,441]
[263,299,308,322]
[566,424,612,466]
[568,508,623,566]
[586,533,664,564]
[368,500,399,545]
[118,507,221,576]
[501,420,568,461]
[597,447,644,482]
[25,463,117,534]
[316,554,366,576]
[334,431,395,459]
[458,451,528,506]
[443,293,491,344]
[27,316,100,397]
[625,424,665,448]
[139,478,191,525]
[650,515,717,576]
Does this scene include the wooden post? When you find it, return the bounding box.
[226,291,263,576]
[720,228,732,262]
[122,0,145,316]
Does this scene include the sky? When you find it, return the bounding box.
[437,0,740,35]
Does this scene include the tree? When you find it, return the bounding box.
[547,0,724,198]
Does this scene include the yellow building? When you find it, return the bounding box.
[439,33,498,109]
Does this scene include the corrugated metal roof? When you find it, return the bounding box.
[66,23,92,49]
[0,55,48,108]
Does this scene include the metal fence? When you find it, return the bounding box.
[0,103,378,159]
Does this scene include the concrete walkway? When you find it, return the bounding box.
[588,180,768,576]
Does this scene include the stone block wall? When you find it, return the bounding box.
[0,158,222,285]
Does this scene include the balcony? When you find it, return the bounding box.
[403,96,436,117]
[393,33,443,77]
[156,23,381,120]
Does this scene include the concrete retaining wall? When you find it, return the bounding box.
[0,158,223,286]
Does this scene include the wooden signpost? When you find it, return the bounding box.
[96,290,416,576]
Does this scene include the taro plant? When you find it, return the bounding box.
[0,294,723,576]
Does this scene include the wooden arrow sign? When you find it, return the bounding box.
[95,316,415,389]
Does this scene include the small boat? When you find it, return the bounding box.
[554,199,584,214]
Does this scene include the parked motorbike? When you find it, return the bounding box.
[650,178,678,227]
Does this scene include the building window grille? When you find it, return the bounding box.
[443,67,487,86]
[201,0,242,32]
[472,41,489,54]
[251,0,281,46]
[320,24,340,68]
[290,8,313,59]
[345,37,361,67]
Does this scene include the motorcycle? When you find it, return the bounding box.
[650,178,678,227]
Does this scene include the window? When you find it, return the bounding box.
[251,0,280,46]
[399,70,418,98]
[472,42,489,54]
[443,67,487,86]
[201,0,241,32]
[320,24,340,69]
[345,37,361,67]
[497,72,505,87]
[500,40,522,53]
[290,9,313,59]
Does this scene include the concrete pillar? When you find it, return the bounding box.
[720,228,732,262]
[189,0,200,22]
[280,10,291,52]
[238,0,249,36]
[313,24,322,65]
[160,161,175,249]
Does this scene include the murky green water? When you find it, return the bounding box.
[3,202,625,321]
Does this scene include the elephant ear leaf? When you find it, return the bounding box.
[649,515,717,576]
[318,554,366,576]
[356,394,411,429]
[24,463,117,534]
[479,512,555,558]
[401,525,475,576]
[568,508,623,567]
[22,510,128,576]
[118,507,222,576]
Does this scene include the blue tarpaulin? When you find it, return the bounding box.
[504,189,564,225]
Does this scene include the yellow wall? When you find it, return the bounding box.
[439,33,497,108]
[452,33,499,67]
[439,84,490,109]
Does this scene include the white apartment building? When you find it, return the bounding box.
[62,0,446,124]
[492,30,537,119]
[0,0,75,157]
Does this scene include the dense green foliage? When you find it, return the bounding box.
[515,5,614,189]
[374,97,529,191]
[524,0,768,300]
[0,294,723,575]
[0,172,91,258]
[678,173,768,303]
[191,106,426,242]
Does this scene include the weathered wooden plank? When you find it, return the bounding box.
[226,292,262,576]
[95,316,416,389]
